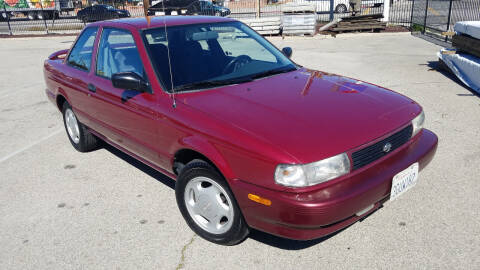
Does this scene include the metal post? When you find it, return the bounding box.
[40,2,49,34]
[51,0,57,27]
[382,0,391,22]
[422,0,429,34]
[409,0,415,30]
[3,5,12,36]
[329,0,334,21]
[81,1,86,26]
[445,0,453,42]
[256,0,260,18]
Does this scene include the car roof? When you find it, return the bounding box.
[89,16,236,30]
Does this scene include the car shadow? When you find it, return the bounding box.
[247,228,342,250]
[424,61,480,98]
[247,205,382,250]
[100,142,379,250]
[102,143,175,190]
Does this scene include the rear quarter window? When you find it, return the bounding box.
[67,27,98,71]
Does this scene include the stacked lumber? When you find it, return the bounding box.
[452,33,480,59]
[240,17,282,36]
[281,2,316,36]
[328,14,386,33]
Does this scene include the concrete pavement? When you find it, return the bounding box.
[0,33,479,269]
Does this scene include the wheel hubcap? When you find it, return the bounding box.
[65,108,80,144]
[184,177,234,234]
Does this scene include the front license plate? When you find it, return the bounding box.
[390,163,419,201]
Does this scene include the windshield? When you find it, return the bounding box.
[143,21,296,92]
[104,5,115,10]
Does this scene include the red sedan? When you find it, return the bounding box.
[44,16,437,245]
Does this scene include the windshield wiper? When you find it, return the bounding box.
[174,77,253,92]
[250,66,297,80]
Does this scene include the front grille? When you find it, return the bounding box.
[351,125,413,170]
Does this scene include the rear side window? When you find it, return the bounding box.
[96,28,145,79]
[67,27,98,71]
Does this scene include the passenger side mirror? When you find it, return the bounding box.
[112,72,149,92]
[282,47,293,58]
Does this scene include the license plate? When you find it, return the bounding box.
[390,163,419,201]
[155,11,165,15]
[171,11,178,15]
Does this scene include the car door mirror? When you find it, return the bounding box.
[112,72,149,92]
[282,47,293,58]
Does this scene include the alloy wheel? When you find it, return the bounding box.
[65,108,80,144]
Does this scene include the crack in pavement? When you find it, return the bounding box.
[175,234,196,270]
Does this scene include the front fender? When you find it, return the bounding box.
[173,136,235,181]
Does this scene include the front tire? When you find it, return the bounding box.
[175,161,249,245]
[335,4,347,13]
[62,102,98,152]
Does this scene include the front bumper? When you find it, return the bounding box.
[229,129,438,240]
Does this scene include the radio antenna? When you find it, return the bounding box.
[161,1,176,108]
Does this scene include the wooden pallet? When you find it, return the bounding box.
[340,14,384,21]
[452,34,480,59]
[328,13,386,33]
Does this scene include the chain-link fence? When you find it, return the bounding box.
[0,0,477,36]
[412,0,480,41]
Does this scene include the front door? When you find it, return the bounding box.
[90,27,160,166]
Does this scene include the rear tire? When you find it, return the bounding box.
[175,161,249,245]
[27,11,37,20]
[62,102,99,152]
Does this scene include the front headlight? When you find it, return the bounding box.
[275,153,351,187]
[411,111,425,138]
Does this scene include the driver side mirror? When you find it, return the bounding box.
[112,72,149,92]
[282,47,293,58]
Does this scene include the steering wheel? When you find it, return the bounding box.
[222,55,252,75]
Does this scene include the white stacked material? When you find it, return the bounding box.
[240,17,282,35]
[438,49,480,94]
[281,2,316,13]
[282,3,317,36]
[454,21,480,39]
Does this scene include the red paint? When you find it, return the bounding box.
[44,17,438,241]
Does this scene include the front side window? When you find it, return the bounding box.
[67,27,98,71]
[96,28,145,79]
[143,21,296,92]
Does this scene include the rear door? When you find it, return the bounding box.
[90,27,160,165]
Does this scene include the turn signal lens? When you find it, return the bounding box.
[248,194,272,206]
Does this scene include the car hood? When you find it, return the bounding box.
[178,68,421,163]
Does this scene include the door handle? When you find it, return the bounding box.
[87,83,96,93]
